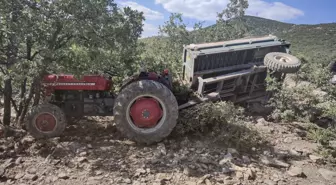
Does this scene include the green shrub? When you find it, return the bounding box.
[175,101,244,135]
[308,125,336,145]
[297,57,336,97]
[174,101,267,152]
[266,73,336,123]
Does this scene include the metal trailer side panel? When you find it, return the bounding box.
[180,35,292,107]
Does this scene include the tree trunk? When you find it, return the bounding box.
[18,76,39,125]
[2,0,19,126]
[3,77,12,126]
[16,78,27,122]
[33,78,41,106]
[0,94,3,106]
[0,122,4,137]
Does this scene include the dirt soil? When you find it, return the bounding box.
[1,116,336,185]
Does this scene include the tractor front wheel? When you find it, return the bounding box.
[113,80,178,144]
[26,103,67,139]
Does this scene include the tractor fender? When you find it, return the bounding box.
[120,72,172,91]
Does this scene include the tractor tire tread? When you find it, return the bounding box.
[26,103,67,139]
[113,80,178,145]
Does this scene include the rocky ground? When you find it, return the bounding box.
[1,115,336,185]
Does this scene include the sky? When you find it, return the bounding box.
[116,0,336,38]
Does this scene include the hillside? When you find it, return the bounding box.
[243,16,336,63]
[242,16,294,36]
[277,23,336,62]
[142,16,336,65]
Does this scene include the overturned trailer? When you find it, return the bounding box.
[180,35,301,109]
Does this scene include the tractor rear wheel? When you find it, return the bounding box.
[26,103,67,139]
[113,80,178,144]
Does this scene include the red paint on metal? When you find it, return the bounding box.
[148,72,159,80]
[35,113,57,132]
[129,98,163,128]
[42,74,112,94]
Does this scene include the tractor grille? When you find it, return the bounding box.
[194,46,286,73]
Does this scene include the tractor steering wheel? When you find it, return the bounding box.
[103,70,115,77]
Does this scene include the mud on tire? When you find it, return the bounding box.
[113,80,178,144]
[26,103,67,139]
[264,52,301,73]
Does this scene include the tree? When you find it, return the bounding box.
[0,0,144,127]
[141,0,249,79]
[215,0,249,40]
[0,0,26,126]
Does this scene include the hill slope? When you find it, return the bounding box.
[213,16,336,63]
[142,16,336,64]
[277,23,336,62]
[236,16,294,36]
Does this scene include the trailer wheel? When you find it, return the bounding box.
[264,52,301,73]
[26,103,67,139]
[113,80,178,144]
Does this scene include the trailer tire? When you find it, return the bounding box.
[264,52,301,73]
[26,103,66,139]
[113,80,178,145]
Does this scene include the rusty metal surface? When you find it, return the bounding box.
[184,35,285,50]
[182,35,290,84]
[179,35,291,109]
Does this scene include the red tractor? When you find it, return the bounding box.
[26,35,301,144]
[26,69,178,144]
